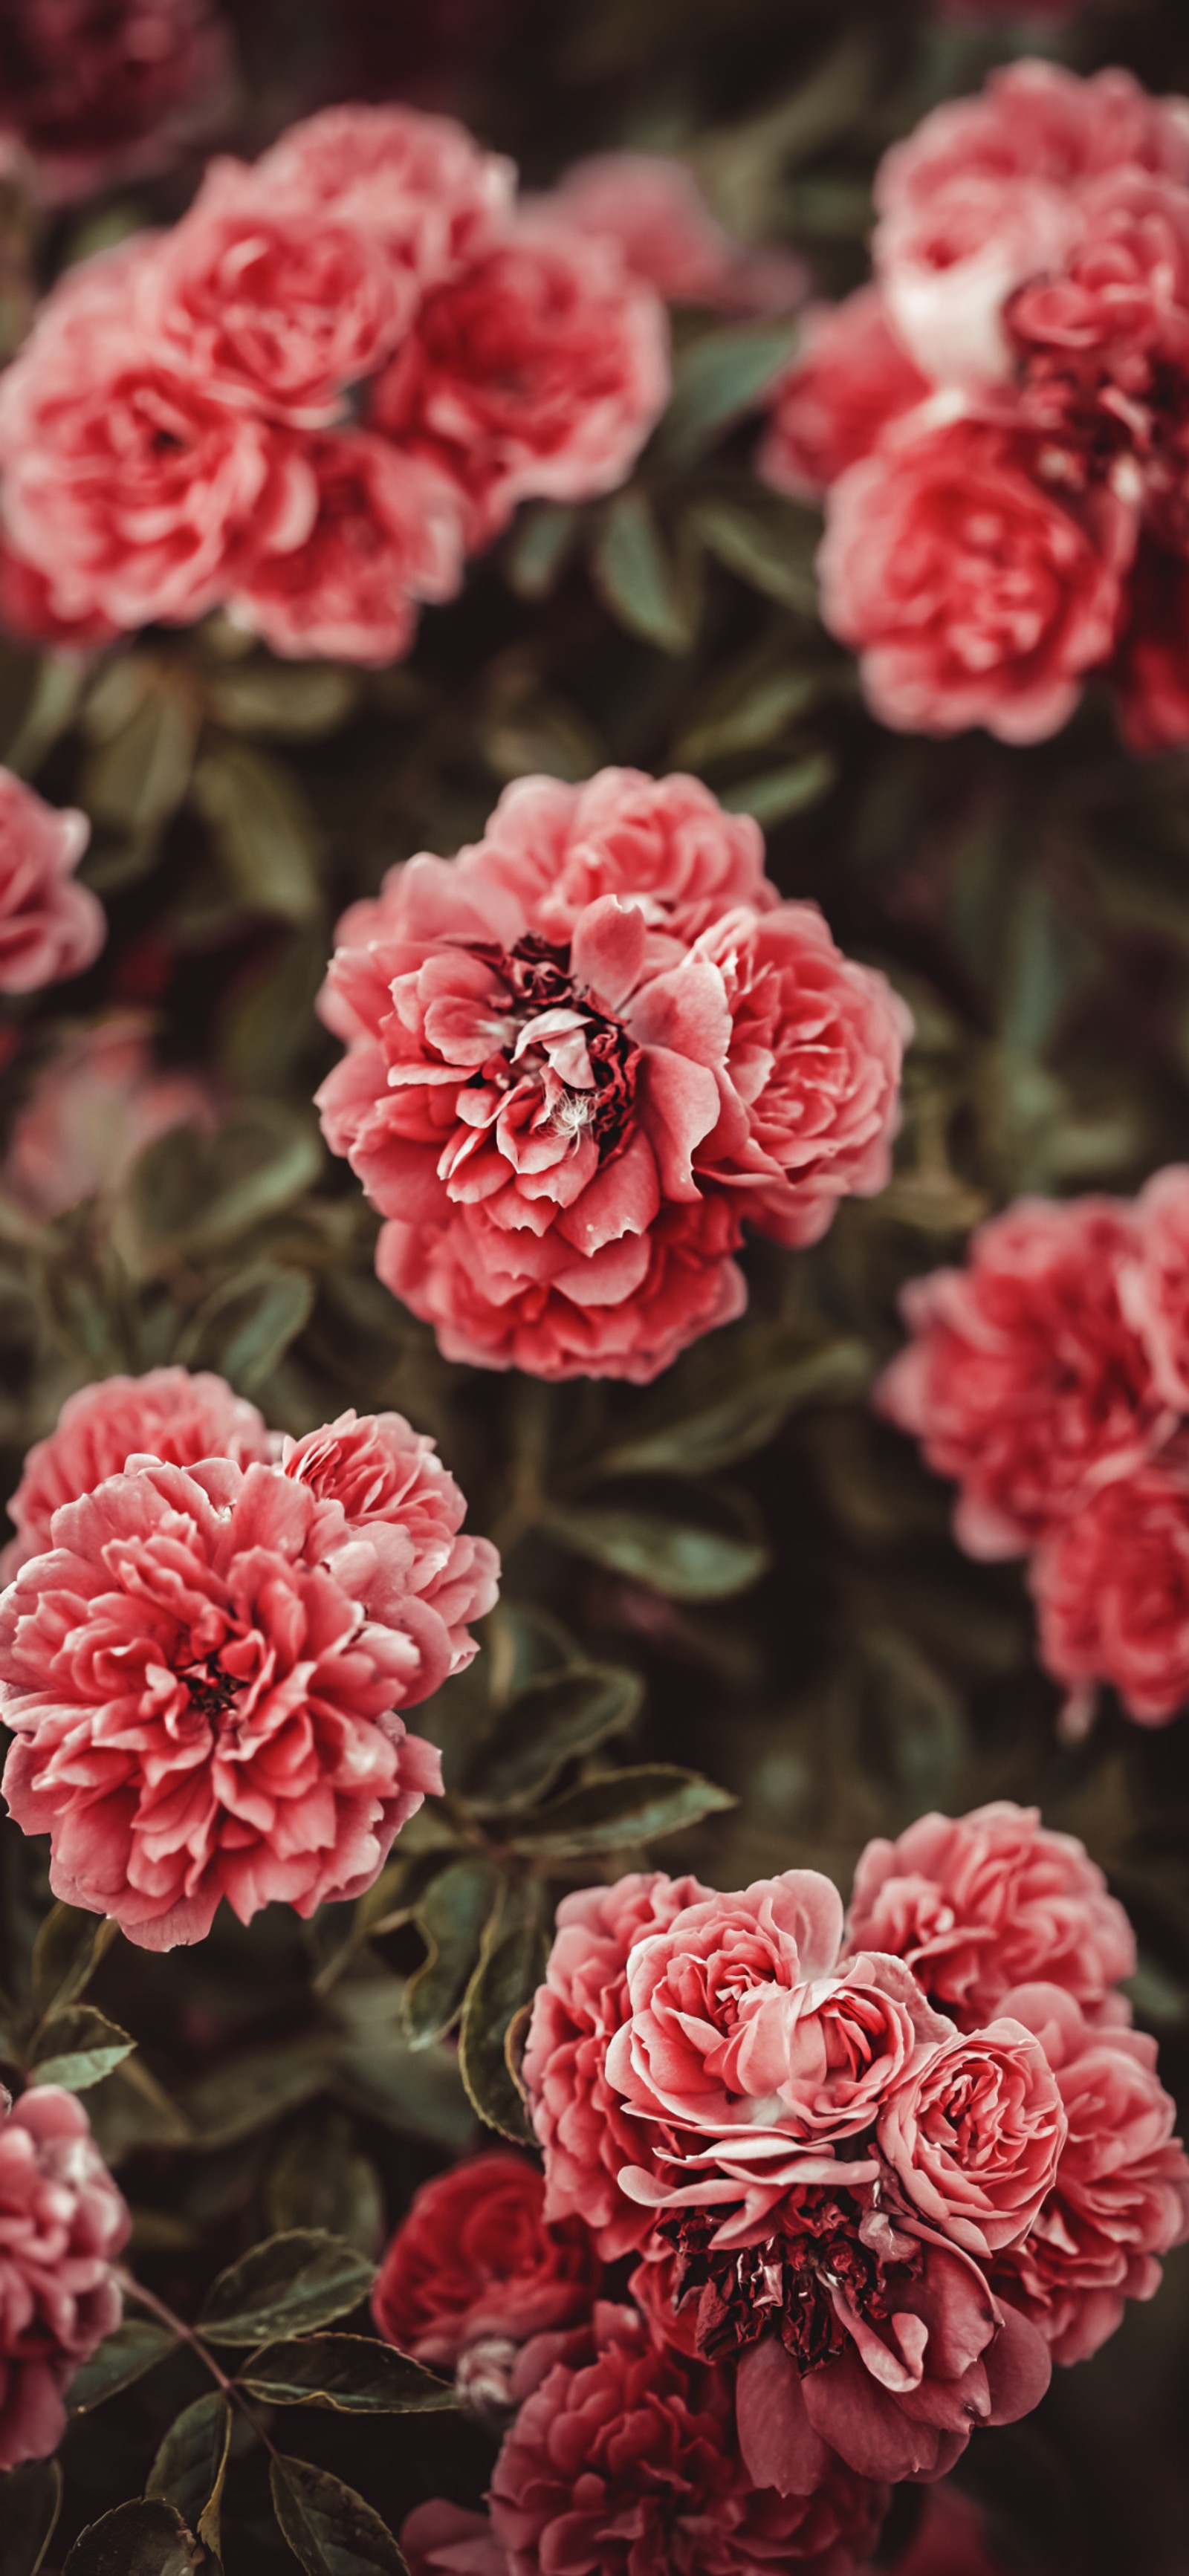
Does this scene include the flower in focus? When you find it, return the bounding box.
[0,0,230,207]
[844,1802,1136,2031]
[0,2086,128,2470]
[875,2019,1066,2259]
[2,1366,273,1579]
[2,1013,217,1223]
[372,2152,599,2406]
[317,768,909,1381]
[542,152,808,315]
[0,767,104,996]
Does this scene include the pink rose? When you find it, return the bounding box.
[0,0,230,207]
[522,1871,711,2259]
[0,537,117,649]
[875,1197,1165,1559]
[230,432,464,666]
[542,152,807,315]
[2,1013,217,1222]
[875,2019,1066,2259]
[989,1984,1189,2365]
[1031,1460,1189,1725]
[759,289,932,501]
[488,2303,889,2576]
[845,1803,1135,2032]
[0,2086,128,2471]
[254,102,514,293]
[0,1456,449,1947]
[372,2152,598,2395]
[819,418,1133,748]
[1122,1164,1189,1408]
[0,768,103,994]
[369,216,670,547]
[279,1407,499,1679]
[317,769,907,1381]
[401,2504,509,2576]
[3,1365,273,1580]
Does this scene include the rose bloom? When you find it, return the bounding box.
[1031,1459,1189,1725]
[0,2086,128,2472]
[846,1803,1134,2034]
[819,416,1133,747]
[875,1196,1166,1559]
[0,0,230,207]
[0,768,104,994]
[369,217,670,547]
[0,537,117,651]
[759,290,931,502]
[875,2019,1066,2259]
[372,2152,598,2398]
[317,768,908,1381]
[255,102,514,293]
[0,239,311,633]
[543,152,807,315]
[1121,1164,1189,1409]
[230,432,465,666]
[2,1366,272,1580]
[2,1013,216,1222]
[402,2503,509,2576]
[988,1984,1189,2366]
[487,2303,890,2576]
[0,1456,450,1947]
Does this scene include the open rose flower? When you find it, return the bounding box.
[255,103,514,293]
[230,431,465,666]
[875,2019,1066,2259]
[0,767,104,995]
[0,0,230,207]
[2,1014,217,1223]
[845,1803,1135,2031]
[760,289,930,501]
[372,2152,599,2405]
[0,1456,450,1947]
[1031,1459,1189,1725]
[3,1366,272,1579]
[317,768,908,1381]
[0,2086,128,2471]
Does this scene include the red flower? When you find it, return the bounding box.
[1,1013,217,1224]
[760,289,930,501]
[0,768,104,996]
[0,2086,128,2470]
[317,770,907,1381]
[369,216,670,546]
[845,1803,1135,2033]
[543,153,807,315]
[819,417,1133,747]
[989,1984,1189,2365]
[0,1456,449,1947]
[1031,1459,1189,1725]
[0,0,230,207]
[230,431,464,666]
[875,1197,1164,1558]
[372,2152,598,2398]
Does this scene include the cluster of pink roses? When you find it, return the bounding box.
[375,1803,1187,2572]
[762,59,1189,753]
[0,1366,497,1947]
[0,99,671,664]
[879,1172,1189,1727]
[317,766,911,1381]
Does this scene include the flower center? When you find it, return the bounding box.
[180,1658,241,1722]
[475,933,640,1158]
[655,2193,908,2371]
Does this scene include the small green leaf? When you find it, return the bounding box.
[62,2499,198,2576]
[458,1886,548,2144]
[32,1906,117,2020]
[404,1859,502,2049]
[463,1666,643,1814]
[545,1481,770,1599]
[146,2394,232,2557]
[502,502,580,600]
[270,2457,408,2576]
[242,2334,455,2413]
[265,2113,383,2257]
[122,1100,322,1262]
[721,750,838,825]
[675,662,827,771]
[591,493,699,655]
[685,495,820,614]
[506,1764,735,1857]
[177,1262,314,1394]
[87,2057,192,2163]
[329,1984,474,2147]
[204,663,360,739]
[30,2005,135,2092]
[193,741,323,923]
[597,1331,872,1478]
[68,2320,175,2414]
[0,2459,61,2576]
[82,678,198,833]
[659,317,800,469]
[199,2231,375,2346]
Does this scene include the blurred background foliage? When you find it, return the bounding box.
[3,2,1189,2572]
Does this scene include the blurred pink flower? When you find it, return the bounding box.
[231,432,464,666]
[760,290,930,503]
[0,2086,128,2470]
[2,1013,216,1222]
[1031,1459,1189,1725]
[255,101,514,293]
[543,152,807,314]
[0,768,103,994]
[0,0,230,208]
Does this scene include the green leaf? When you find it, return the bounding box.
[199,2230,375,2346]
[68,2320,175,2414]
[329,1983,474,2147]
[0,2460,61,2576]
[721,751,838,825]
[684,495,820,614]
[177,1262,314,1393]
[853,1629,968,1817]
[404,1858,502,2048]
[31,1905,117,2019]
[193,741,324,923]
[463,1666,643,1814]
[265,2113,384,2258]
[458,1886,549,2143]
[146,2394,232,2557]
[545,1481,770,1599]
[659,317,800,469]
[62,2500,198,2576]
[204,663,360,739]
[270,2457,408,2576]
[30,2005,135,2092]
[597,1331,872,1477]
[122,1100,323,1262]
[674,661,828,771]
[81,676,198,833]
[502,502,580,600]
[87,2057,192,2163]
[242,2334,455,2413]
[506,1764,735,1857]
[591,493,699,655]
